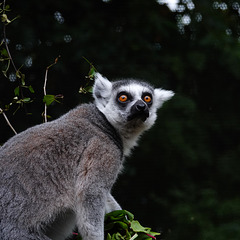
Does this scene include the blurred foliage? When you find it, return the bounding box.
[1,0,240,239]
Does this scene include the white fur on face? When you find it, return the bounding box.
[93,74,174,156]
[94,76,174,131]
[103,83,152,125]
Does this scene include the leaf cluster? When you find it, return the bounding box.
[78,57,96,94]
[105,210,160,240]
[73,210,160,240]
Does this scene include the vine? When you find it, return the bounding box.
[0,0,34,134]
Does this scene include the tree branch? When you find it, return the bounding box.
[0,108,17,135]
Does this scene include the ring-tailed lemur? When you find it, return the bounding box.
[0,73,174,240]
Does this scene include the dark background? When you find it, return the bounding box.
[1,0,240,239]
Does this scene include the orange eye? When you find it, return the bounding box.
[118,95,128,102]
[143,95,152,103]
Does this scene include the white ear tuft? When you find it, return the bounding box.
[93,73,112,110]
[155,88,175,101]
[154,88,175,108]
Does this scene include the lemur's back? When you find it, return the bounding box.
[0,103,123,239]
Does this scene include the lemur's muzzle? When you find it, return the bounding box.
[127,100,149,122]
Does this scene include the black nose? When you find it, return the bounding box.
[136,102,146,111]
[127,100,149,122]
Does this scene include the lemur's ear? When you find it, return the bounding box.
[153,88,175,109]
[93,73,112,110]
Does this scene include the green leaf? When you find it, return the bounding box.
[126,229,132,239]
[0,48,8,57]
[115,232,125,240]
[28,85,35,93]
[85,86,93,93]
[14,86,20,96]
[89,66,96,76]
[15,97,31,104]
[16,70,21,78]
[1,13,11,23]
[43,95,55,106]
[107,233,112,240]
[1,14,19,25]
[88,67,96,80]
[5,5,10,11]
[130,220,151,234]
[105,210,127,221]
[22,98,31,103]
[111,232,125,240]
[114,221,129,230]
[21,74,26,85]
[125,210,134,222]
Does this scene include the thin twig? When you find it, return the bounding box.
[0,108,17,135]
[43,56,61,123]
[43,68,48,123]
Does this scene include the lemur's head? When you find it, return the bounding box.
[93,73,174,133]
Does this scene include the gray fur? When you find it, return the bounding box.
[0,73,174,240]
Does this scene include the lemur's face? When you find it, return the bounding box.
[93,73,174,130]
[113,82,154,123]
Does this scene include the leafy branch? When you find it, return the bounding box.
[1,0,26,100]
[79,56,97,94]
[0,0,35,135]
[43,56,63,122]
